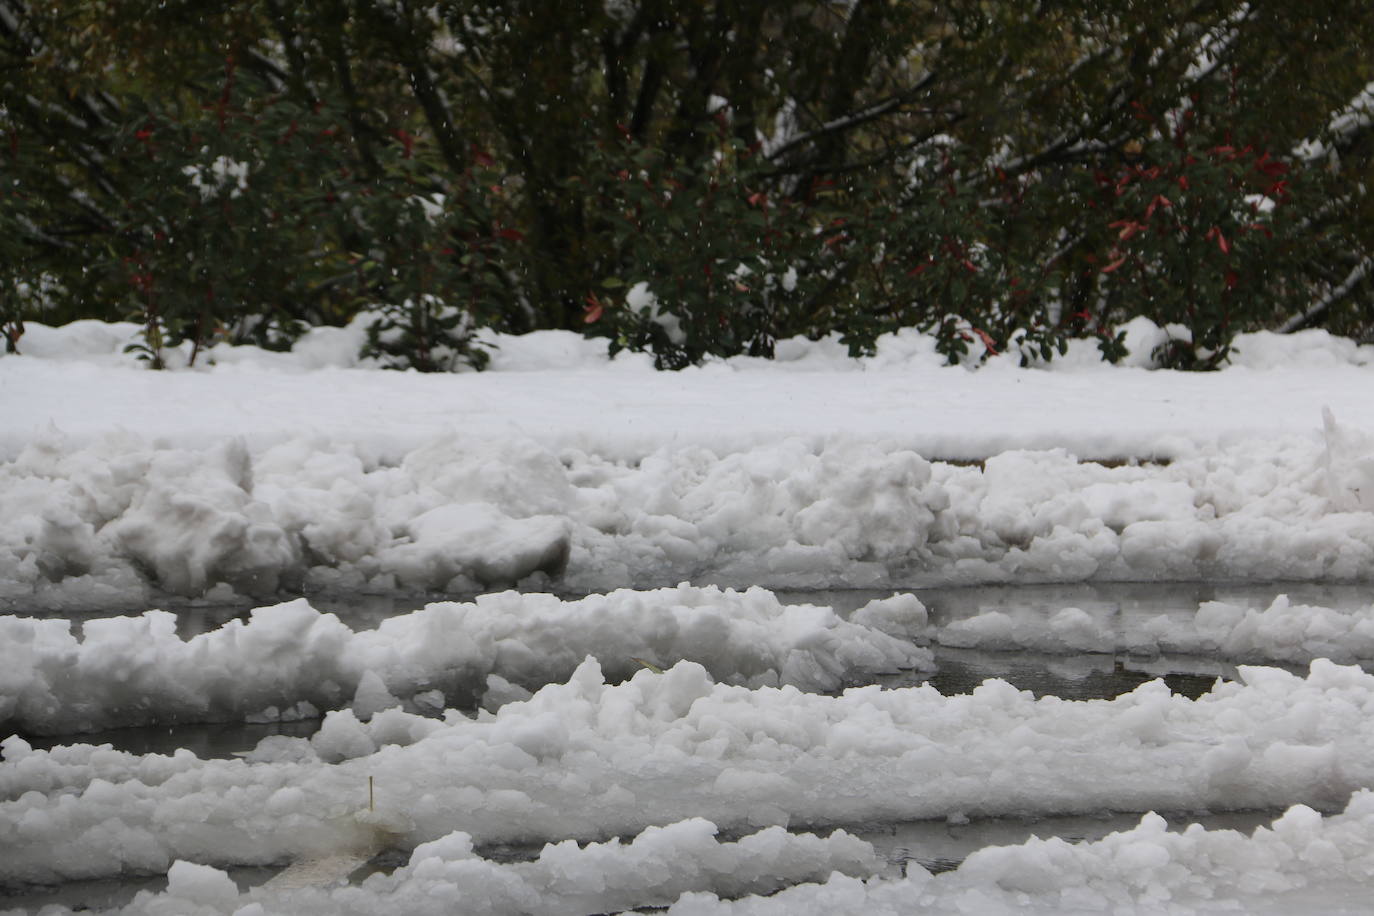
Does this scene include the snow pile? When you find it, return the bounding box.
[63,820,875,916]
[937,593,1374,667]
[0,586,930,735]
[9,420,1374,607]
[4,658,1371,885]
[0,433,944,605]
[667,794,1374,915]
[16,798,1374,915]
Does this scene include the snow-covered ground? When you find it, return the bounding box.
[6,317,1374,913]
[9,318,1374,609]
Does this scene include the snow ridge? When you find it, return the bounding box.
[4,658,1371,886]
[7,424,1374,610]
[0,587,930,735]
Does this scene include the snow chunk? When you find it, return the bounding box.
[165,860,240,907]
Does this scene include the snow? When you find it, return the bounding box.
[14,799,1374,914]
[7,819,878,916]
[937,592,1374,667]
[0,587,930,735]
[9,421,1374,608]
[4,658,1374,898]
[664,794,1374,915]
[8,318,1374,466]
[8,316,1374,610]
[8,317,1374,912]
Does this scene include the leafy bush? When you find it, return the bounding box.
[1,1,1369,371]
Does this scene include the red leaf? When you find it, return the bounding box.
[972,327,998,354]
[1215,229,1230,255]
[1101,254,1128,274]
[495,227,525,242]
[746,191,767,207]
[583,293,604,324]
[1111,219,1145,241]
[1225,270,1239,289]
[471,146,495,168]
[1144,194,1172,219]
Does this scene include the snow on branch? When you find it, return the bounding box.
[763,73,937,164]
[1280,256,1374,333]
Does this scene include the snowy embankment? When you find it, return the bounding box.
[0,588,929,735]
[2,658,1371,890]
[7,422,1374,609]
[6,319,1374,607]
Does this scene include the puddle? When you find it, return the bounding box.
[0,865,278,913]
[23,718,320,759]
[13,580,1374,639]
[847,807,1291,875]
[867,645,1235,701]
[777,580,1374,624]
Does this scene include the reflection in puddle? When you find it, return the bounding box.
[778,580,1374,624]
[0,866,278,914]
[23,718,319,759]
[13,579,1374,639]
[850,807,1290,875]
[873,646,1235,701]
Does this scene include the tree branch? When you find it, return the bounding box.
[765,73,938,164]
[1280,257,1373,333]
